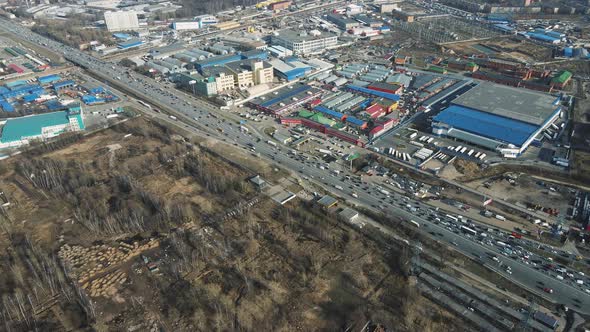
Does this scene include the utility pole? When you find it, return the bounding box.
[410,241,422,276]
[515,300,537,332]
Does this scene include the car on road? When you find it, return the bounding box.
[543,287,553,294]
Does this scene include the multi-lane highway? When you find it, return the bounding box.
[1,17,590,314]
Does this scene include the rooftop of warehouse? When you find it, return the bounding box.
[200,66,234,77]
[195,54,241,66]
[451,82,559,125]
[225,59,272,73]
[434,105,539,146]
[250,84,321,109]
[118,39,143,47]
[273,29,337,43]
[1,110,84,143]
[551,70,572,84]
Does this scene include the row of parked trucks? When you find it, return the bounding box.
[385,147,410,161]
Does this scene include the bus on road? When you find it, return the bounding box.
[460,226,477,236]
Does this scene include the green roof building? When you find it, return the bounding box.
[298,109,315,118]
[551,71,572,87]
[0,105,84,147]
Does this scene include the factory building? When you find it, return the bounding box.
[248,83,322,115]
[225,60,274,89]
[149,43,186,60]
[172,73,218,97]
[432,82,562,158]
[117,39,143,49]
[171,21,201,31]
[0,104,84,148]
[194,15,218,28]
[104,10,139,32]
[195,54,242,71]
[218,36,267,51]
[271,29,338,55]
[200,67,236,93]
[326,14,360,30]
[269,58,312,81]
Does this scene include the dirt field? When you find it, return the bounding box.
[0,117,467,331]
[444,37,553,63]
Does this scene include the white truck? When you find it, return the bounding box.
[267,140,277,147]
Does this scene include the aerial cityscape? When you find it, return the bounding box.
[0,0,588,330]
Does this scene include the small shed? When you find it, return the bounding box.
[249,175,267,190]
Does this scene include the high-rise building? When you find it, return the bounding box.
[104,10,139,32]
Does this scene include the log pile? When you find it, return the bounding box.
[58,238,159,297]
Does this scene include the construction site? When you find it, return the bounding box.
[390,16,500,45]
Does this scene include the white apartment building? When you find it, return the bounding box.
[104,10,139,32]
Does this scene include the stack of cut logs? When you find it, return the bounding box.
[58,238,159,297]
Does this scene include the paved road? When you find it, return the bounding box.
[2,18,590,314]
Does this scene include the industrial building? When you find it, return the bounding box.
[200,67,236,93]
[326,14,360,30]
[432,83,562,158]
[269,58,312,81]
[248,83,322,115]
[225,60,274,89]
[195,54,242,71]
[271,29,338,55]
[117,39,143,49]
[173,73,218,97]
[104,10,139,32]
[171,21,201,31]
[0,104,84,148]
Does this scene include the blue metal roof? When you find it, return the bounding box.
[346,116,365,127]
[118,39,143,49]
[314,105,345,120]
[38,74,61,84]
[23,94,38,102]
[45,100,63,110]
[345,84,400,101]
[1,85,43,99]
[240,50,268,60]
[433,105,539,146]
[278,67,309,81]
[113,33,131,40]
[526,32,560,43]
[0,101,14,112]
[53,80,75,90]
[195,54,242,70]
[259,84,311,108]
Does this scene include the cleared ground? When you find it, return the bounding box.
[0,116,467,331]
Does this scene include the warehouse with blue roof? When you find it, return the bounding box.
[117,39,143,49]
[0,104,84,148]
[38,74,61,85]
[53,80,75,91]
[432,82,561,158]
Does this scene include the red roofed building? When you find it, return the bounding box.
[367,82,403,95]
[369,125,385,139]
[7,64,24,74]
[365,104,385,119]
[309,98,322,107]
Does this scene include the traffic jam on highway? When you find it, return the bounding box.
[3,17,590,314]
